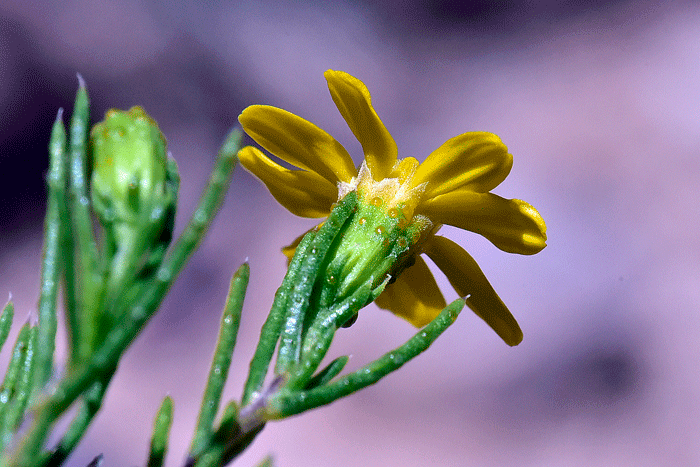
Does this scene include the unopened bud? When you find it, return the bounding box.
[90,106,178,288]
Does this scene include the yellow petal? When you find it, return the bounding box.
[239,105,356,185]
[417,190,547,255]
[424,235,523,346]
[238,146,337,218]
[374,256,447,327]
[391,156,419,183]
[324,70,397,181]
[413,132,513,198]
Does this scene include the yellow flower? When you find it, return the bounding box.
[238,70,546,346]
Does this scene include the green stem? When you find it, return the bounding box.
[186,400,237,467]
[188,399,265,467]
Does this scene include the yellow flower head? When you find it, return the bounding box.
[238,70,546,346]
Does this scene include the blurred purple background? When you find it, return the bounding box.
[1,0,699,465]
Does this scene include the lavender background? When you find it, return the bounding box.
[1,1,699,465]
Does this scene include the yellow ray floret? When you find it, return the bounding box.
[238,69,546,346]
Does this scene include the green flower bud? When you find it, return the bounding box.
[90,106,179,303]
[91,106,171,225]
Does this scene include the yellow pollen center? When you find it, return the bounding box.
[337,160,427,221]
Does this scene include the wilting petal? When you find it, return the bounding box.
[239,146,337,218]
[418,190,547,255]
[413,132,512,197]
[239,105,356,185]
[374,256,447,327]
[424,235,523,346]
[325,70,397,180]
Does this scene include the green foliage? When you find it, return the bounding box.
[190,264,249,458]
[0,302,14,353]
[0,79,242,467]
[0,78,466,467]
[185,191,464,466]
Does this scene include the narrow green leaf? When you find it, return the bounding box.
[0,301,14,353]
[268,298,465,418]
[0,326,38,446]
[66,77,105,367]
[45,380,108,466]
[304,355,349,390]
[241,229,316,406]
[190,263,249,457]
[214,400,240,441]
[165,128,241,269]
[288,274,374,388]
[0,323,30,415]
[147,396,174,467]
[0,324,37,452]
[34,110,68,391]
[69,76,90,191]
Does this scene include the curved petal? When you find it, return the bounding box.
[417,190,547,255]
[413,132,512,197]
[238,146,337,218]
[424,235,523,346]
[325,70,397,180]
[374,256,447,327]
[239,105,356,185]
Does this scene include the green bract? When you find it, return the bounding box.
[322,195,429,305]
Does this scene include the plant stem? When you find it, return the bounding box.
[5,128,242,467]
